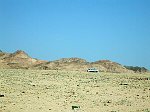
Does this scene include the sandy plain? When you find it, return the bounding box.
[0,69,150,112]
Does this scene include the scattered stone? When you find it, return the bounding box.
[0,94,4,97]
[86,90,89,93]
[104,103,107,106]
[107,100,112,103]
[72,106,80,110]
[42,73,49,75]
[120,83,128,85]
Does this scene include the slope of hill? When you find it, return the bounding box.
[0,51,11,68]
[54,57,88,63]
[0,50,47,69]
[34,58,133,73]
[124,66,149,73]
[92,60,132,73]
[33,58,89,71]
[0,50,147,73]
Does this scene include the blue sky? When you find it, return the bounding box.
[0,0,150,69]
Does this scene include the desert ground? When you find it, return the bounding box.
[0,69,150,112]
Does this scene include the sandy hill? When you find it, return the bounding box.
[0,50,46,69]
[0,50,11,68]
[0,50,10,59]
[0,50,147,73]
[54,58,88,63]
[34,58,133,73]
[34,58,89,71]
[91,60,132,73]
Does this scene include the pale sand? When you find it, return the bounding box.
[0,69,150,112]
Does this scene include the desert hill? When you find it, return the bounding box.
[0,50,11,68]
[54,57,88,63]
[34,58,132,73]
[0,50,46,69]
[0,50,148,73]
[34,57,89,71]
[92,60,131,73]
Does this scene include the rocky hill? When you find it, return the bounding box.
[91,60,132,73]
[54,58,88,63]
[34,58,133,73]
[33,58,88,71]
[0,50,147,73]
[0,50,46,69]
[0,50,11,68]
[124,66,149,73]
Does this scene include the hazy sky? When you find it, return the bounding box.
[0,0,150,69]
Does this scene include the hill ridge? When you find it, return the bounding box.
[0,50,148,73]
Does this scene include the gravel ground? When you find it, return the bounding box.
[0,69,150,112]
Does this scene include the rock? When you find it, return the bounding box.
[0,94,4,97]
[72,106,80,110]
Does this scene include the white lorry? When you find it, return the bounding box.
[87,68,99,72]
